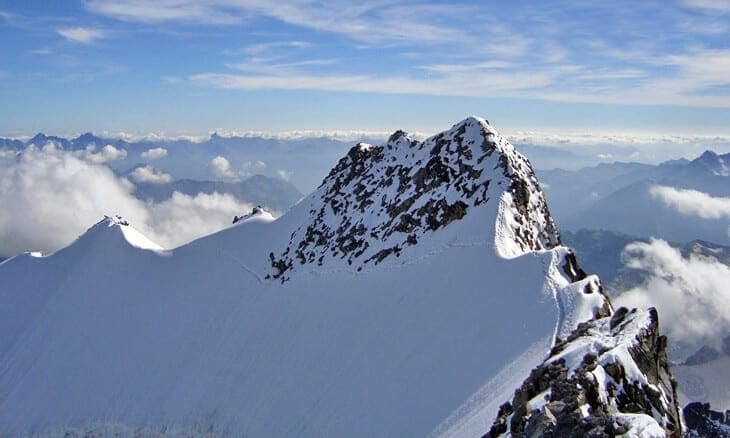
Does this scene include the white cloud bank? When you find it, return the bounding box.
[129,165,172,184]
[208,155,266,180]
[209,155,237,179]
[146,192,252,247]
[75,144,128,164]
[616,239,730,348]
[650,185,730,219]
[0,147,253,257]
[141,147,168,159]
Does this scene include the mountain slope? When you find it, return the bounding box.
[0,117,675,437]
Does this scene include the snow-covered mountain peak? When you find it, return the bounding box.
[232,206,276,225]
[84,215,164,251]
[692,149,730,176]
[268,116,560,280]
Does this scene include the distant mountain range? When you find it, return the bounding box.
[129,173,303,214]
[541,151,730,244]
[6,131,729,196]
[1,131,371,193]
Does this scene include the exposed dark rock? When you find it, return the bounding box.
[562,250,588,282]
[485,306,682,437]
[233,206,265,224]
[684,402,730,437]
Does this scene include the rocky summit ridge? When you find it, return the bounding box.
[268,116,560,281]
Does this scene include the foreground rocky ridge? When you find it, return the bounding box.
[484,296,682,437]
[684,402,730,437]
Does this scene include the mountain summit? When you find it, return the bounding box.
[269,117,559,281]
[0,117,679,437]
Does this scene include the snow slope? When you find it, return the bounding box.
[1,117,612,436]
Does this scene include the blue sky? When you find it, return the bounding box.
[0,0,729,137]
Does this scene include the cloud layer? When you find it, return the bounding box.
[80,1,730,107]
[0,146,253,257]
[76,144,128,164]
[616,238,730,349]
[650,185,730,219]
[129,165,172,184]
[208,155,267,180]
[141,147,168,159]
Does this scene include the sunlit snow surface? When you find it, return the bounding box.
[0,118,600,436]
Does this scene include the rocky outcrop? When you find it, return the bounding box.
[233,206,266,224]
[267,117,559,281]
[484,305,682,437]
[684,402,730,437]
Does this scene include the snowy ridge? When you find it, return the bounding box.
[268,116,559,280]
[100,215,165,251]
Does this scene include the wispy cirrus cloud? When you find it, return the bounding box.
[84,0,471,44]
[679,0,730,13]
[190,54,561,97]
[225,58,337,75]
[81,1,730,107]
[190,56,730,107]
[84,0,244,25]
[57,27,106,44]
[223,40,313,56]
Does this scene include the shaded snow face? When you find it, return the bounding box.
[269,116,560,280]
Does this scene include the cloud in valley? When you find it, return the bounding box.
[0,146,147,256]
[277,169,293,181]
[208,156,266,180]
[0,146,254,257]
[650,185,730,219]
[145,192,253,247]
[75,144,128,164]
[615,238,730,348]
[209,155,237,179]
[141,147,168,159]
[129,165,172,184]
